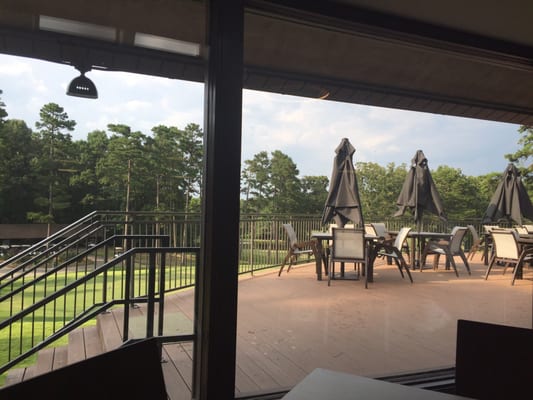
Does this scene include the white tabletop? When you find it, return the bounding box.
[281,368,471,400]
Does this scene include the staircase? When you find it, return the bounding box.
[3,308,128,386]
[2,304,195,400]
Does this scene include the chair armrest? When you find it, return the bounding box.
[293,240,314,250]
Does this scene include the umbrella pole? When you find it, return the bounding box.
[416,219,422,270]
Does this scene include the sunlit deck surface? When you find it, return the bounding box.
[159,254,532,399]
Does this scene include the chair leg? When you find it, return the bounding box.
[364,261,368,289]
[445,251,459,277]
[511,252,528,285]
[328,260,334,286]
[286,255,296,273]
[467,244,479,261]
[392,257,405,278]
[278,253,291,276]
[278,251,294,276]
[404,260,413,283]
[459,251,471,275]
[396,255,413,283]
[484,257,496,279]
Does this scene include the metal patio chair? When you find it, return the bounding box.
[421,226,471,276]
[278,223,314,276]
[466,225,485,261]
[485,229,533,285]
[328,227,367,287]
[374,226,413,283]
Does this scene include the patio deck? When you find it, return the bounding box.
[3,253,532,399]
[159,253,532,399]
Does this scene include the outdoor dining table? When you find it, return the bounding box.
[310,230,380,282]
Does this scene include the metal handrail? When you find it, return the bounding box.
[0,245,199,375]
[0,235,170,302]
[0,211,100,269]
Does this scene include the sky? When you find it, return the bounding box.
[0,53,524,179]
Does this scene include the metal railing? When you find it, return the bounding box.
[0,239,199,374]
[0,211,493,375]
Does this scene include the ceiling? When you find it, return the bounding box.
[1,0,533,125]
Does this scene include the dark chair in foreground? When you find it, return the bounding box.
[278,223,314,276]
[455,319,533,400]
[375,226,413,283]
[0,338,167,400]
[421,226,470,276]
[328,228,367,288]
[484,229,533,285]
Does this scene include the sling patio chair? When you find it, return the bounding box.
[484,229,533,285]
[374,226,413,283]
[328,227,367,288]
[466,225,486,261]
[278,223,314,276]
[372,222,410,263]
[420,226,471,276]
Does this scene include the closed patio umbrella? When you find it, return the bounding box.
[321,138,364,228]
[482,163,533,225]
[394,150,446,268]
[394,149,447,228]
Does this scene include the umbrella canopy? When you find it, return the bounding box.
[394,149,447,226]
[482,163,533,225]
[321,138,364,227]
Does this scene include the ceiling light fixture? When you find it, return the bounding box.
[66,66,98,99]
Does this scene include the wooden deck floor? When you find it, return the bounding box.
[160,253,532,398]
[4,253,532,399]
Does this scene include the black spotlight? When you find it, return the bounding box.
[67,68,98,99]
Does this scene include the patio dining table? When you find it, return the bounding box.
[310,230,381,282]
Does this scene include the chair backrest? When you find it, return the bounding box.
[282,223,298,248]
[514,225,528,235]
[523,224,533,234]
[329,223,354,232]
[449,226,468,253]
[491,229,520,259]
[483,224,500,233]
[371,222,388,238]
[364,224,377,236]
[394,227,411,249]
[331,228,366,261]
[466,224,480,243]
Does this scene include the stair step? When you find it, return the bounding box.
[3,367,28,387]
[3,309,138,387]
[68,325,104,364]
[68,328,86,364]
[97,310,123,351]
[84,325,104,359]
[52,346,69,370]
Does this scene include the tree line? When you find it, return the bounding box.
[0,89,531,224]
